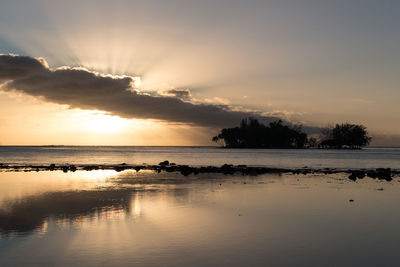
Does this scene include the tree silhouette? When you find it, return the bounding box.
[212,118,310,148]
[319,123,371,149]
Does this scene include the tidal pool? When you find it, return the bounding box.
[0,170,399,266]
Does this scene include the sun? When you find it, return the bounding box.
[83,111,131,133]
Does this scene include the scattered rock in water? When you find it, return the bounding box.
[159,160,169,166]
[1,163,398,182]
[349,168,393,182]
[367,170,378,179]
[114,166,126,172]
[349,173,357,181]
[69,165,77,172]
[165,166,176,172]
[356,171,365,179]
[353,171,365,178]
[221,164,234,174]
[48,164,56,171]
[179,165,192,176]
[221,164,233,169]
[348,171,366,181]
[83,165,99,171]
[376,168,392,181]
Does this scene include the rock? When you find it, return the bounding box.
[83,165,99,171]
[69,165,77,172]
[349,171,365,181]
[48,164,56,171]
[358,172,365,179]
[220,164,235,174]
[114,166,125,172]
[159,160,169,166]
[221,164,233,170]
[367,170,377,179]
[179,165,192,176]
[165,166,176,172]
[349,199,354,202]
[376,168,392,181]
[349,173,357,181]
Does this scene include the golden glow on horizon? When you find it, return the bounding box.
[0,91,214,145]
[82,112,131,133]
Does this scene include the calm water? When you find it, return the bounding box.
[0,170,400,266]
[1,147,400,266]
[1,146,400,169]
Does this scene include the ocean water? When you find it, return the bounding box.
[1,147,400,266]
[0,170,400,266]
[0,146,399,169]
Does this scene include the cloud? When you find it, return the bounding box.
[0,54,282,128]
[159,88,192,100]
[0,54,48,80]
[204,97,230,105]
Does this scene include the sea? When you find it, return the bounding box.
[0,146,399,169]
[1,146,400,266]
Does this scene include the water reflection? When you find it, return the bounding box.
[0,189,134,234]
[0,170,223,235]
[1,170,400,266]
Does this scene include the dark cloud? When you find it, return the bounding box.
[0,54,48,80]
[0,54,281,128]
[161,89,192,100]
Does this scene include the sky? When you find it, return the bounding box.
[0,0,399,146]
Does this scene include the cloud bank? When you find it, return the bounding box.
[0,54,282,128]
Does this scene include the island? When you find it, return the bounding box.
[212,118,371,149]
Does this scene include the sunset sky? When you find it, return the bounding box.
[0,0,399,146]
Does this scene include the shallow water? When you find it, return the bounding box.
[1,146,400,169]
[1,170,400,266]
